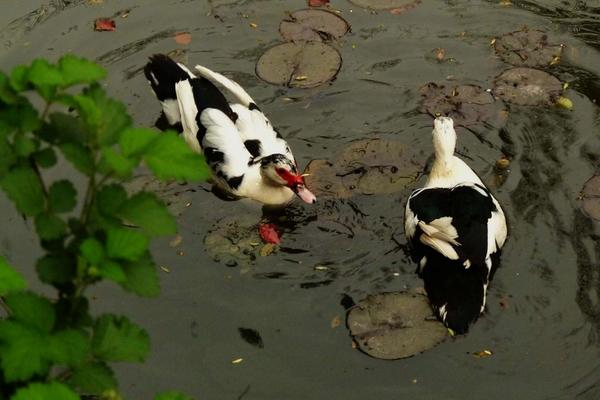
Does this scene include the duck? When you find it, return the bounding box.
[404,117,507,334]
[143,54,316,206]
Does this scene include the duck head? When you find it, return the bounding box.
[260,154,316,204]
[432,116,457,161]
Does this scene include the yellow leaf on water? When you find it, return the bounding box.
[556,96,573,110]
[232,358,244,364]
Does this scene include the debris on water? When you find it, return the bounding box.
[125,174,195,217]
[419,83,508,129]
[249,22,258,29]
[280,9,349,42]
[174,32,192,45]
[177,250,184,256]
[349,0,420,10]
[493,67,562,106]
[259,243,277,257]
[259,223,281,244]
[238,327,264,348]
[160,266,171,273]
[346,292,448,359]
[331,315,342,328]
[256,42,341,88]
[580,175,600,221]
[304,138,422,199]
[435,48,445,61]
[94,17,116,32]
[205,215,263,267]
[389,0,421,15]
[169,234,183,248]
[495,157,510,170]
[309,0,330,6]
[231,358,244,364]
[556,96,573,110]
[472,349,493,357]
[494,29,563,67]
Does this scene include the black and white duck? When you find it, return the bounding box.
[144,54,316,206]
[404,117,507,334]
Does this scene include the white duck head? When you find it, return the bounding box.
[259,154,316,204]
[432,116,457,163]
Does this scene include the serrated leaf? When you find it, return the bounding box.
[0,167,45,216]
[4,291,55,332]
[106,228,148,261]
[35,212,67,240]
[122,258,159,297]
[0,321,49,382]
[33,147,57,168]
[100,260,126,283]
[60,142,94,176]
[0,71,20,104]
[92,314,150,362]
[43,113,88,145]
[46,329,89,366]
[48,180,77,213]
[154,391,194,400]
[11,382,80,400]
[144,131,210,181]
[28,59,63,100]
[59,55,107,87]
[14,134,38,157]
[68,361,117,394]
[119,127,157,157]
[97,184,127,216]
[100,147,136,178]
[118,192,176,236]
[80,238,104,265]
[35,254,74,284]
[0,137,16,175]
[10,65,29,92]
[0,256,26,295]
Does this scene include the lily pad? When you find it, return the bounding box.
[279,9,349,42]
[304,139,422,198]
[347,292,447,359]
[494,29,563,67]
[204,215,264,267]
[581,175,600,221]
[419,83,508,129]
[349,0,418,10]
[493,67,562,106]
[256,42,342,88]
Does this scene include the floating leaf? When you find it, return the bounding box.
[94,17,116,32]
[279,9,349,42]
[419,83,508,129]
[256,42,341,88]
[581,175,600,221]
[349,0,419,10]
[347,292,447,359]
[174,32,192,45]
[556,96,573,110]
[494,29,563,67]
[493,67,562,106]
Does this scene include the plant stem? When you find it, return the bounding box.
[0,297,11,316]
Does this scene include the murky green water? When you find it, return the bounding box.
[2,0,600,399]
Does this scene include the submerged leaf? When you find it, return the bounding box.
[494,29,563,67]
[493,67,562,106]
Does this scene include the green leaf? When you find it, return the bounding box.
[80,238,104,265]
[68,361,117,394]
[35,212,67,240]
[46,329,89,366]
[0,137,16,175]
[122,258,159,297]
[100,147,136,178]
[0,321,48,382]
[48,180,77,213]
[0,71,20,104]
[58,55,106,87]
[13,134,38,157]
[118,192,176,236]
[33,147,57,168]
[92,314,150,362]
[0,256,26,295]
[100,260,127,284]
[28,59,63,100]
[11,382,80,400]
[0,167,45,216]
[10,65,29,92]
[106,228,148,261]
[36,254,74,284]
[60,142,94,176]
[144,131,210,181]
[97,184,127,216]
[43,113,88,145]
[4,291,55,332]
[119,127,157,157]
[154,391,194,400]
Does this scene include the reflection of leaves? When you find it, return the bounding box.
[347,292,447,359]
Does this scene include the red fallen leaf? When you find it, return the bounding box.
[94,17,116,32]
[390,0,421,15]
[174,32,192,45]
[259,223,281,244]
[308,0,330,6]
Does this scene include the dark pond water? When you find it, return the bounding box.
[1,0,600,399]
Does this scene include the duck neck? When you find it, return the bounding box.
[431,143,455,176]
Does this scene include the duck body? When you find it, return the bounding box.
[404,117,507,334]
[144,54,316,206]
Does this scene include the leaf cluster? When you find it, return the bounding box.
[0,55,208,399]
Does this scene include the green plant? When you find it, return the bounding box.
[0,55,209,399]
